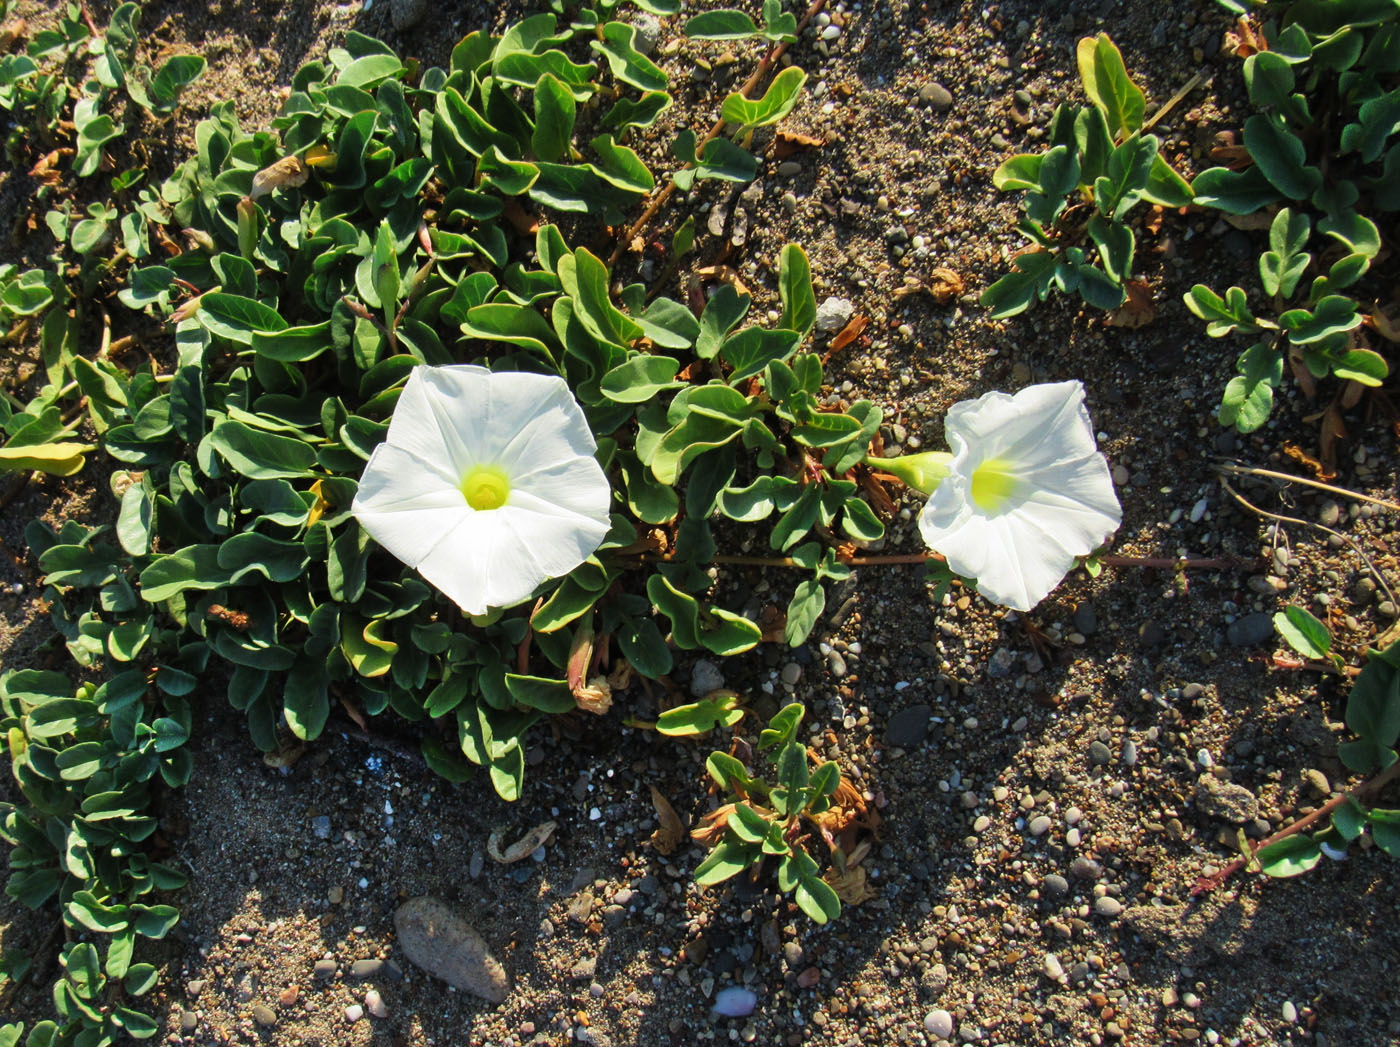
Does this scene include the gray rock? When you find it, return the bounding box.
[1042,873,1069,898]
[1070,857,1101,881]
[394,896,509,1003]
[690,658,725,697]
[390,0,427,31]
[1028,815,1052,837]
[1094,896,1123,918]
[180,1011,198,1033]
[814,296,854,333]
[919,82,953,109]
[251,1004,277,1028]
[1088,740,1112,765]
[1043,953,1064,980]
[1227,612,1274,647]
[1072,602,1098,635]
[313,958,337,980]
[349,958,384,979]
[987,648,1017,679]
[885,704,931,748]
[1194,775,1258,824]
[631,13,662,55]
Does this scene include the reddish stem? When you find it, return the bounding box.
[1191,759,1400,897]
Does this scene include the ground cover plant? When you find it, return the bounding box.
[2,0,1399,1044]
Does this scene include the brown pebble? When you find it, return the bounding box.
[277,985,299,1007]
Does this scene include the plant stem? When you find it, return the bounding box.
[711,552,1240,570]
[606,0,829,268]
[1190,758,1400,897]
[1217,461,1400,514]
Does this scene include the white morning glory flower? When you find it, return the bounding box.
[351,365,612,616]
[917,380,1121,612]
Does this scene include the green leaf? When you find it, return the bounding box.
[1278,295,1361,345]
[1273,606,1331,660]
[1369,808,1400,858]
[1190,165,1280,215]
[504,674,575,714]
[209,419,317,479]
[785,579,825,647]
[337,53,402,89]
[600,354,683,403]
[1244,114,1321,200]
[721,66,806,129]
[696,284,751,359]
[1183,284,1259,338]
[1219,340,1282,433]
[283,656,330,740]
[657,693,744,735]
[1076,33,1144,139]
[116,480,153,556]
[721,327,801,383]
[980,249,1056,318]
[685,10,761,39]
[694,837,758,885]
[778,244,816,336]
[617,617,673,678]
[590,133,655,194]
[1256,834,1322,877]
[1243,51,1310,127]
[1346,640,1400,749]
[992,153,1043,192]
[1088,215,1134,283]
[591,22,667,92]
[1341,87,1400,163]
[1141,154,1194,208]
[794,870,840,924]
[252,322,332,362]
[146,54,206,111]
[1333,348,1388,386]
[0,441,93,477]
[1259,208,1311,298]
[199,293,288,345]
[532,73,576,163]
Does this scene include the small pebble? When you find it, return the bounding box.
[345,1004,364,1022]
[924,1009,954,1039]
[365,989,387,1018]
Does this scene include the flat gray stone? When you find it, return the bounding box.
[1194,775,1258,824]
[885,704,931,747]
[1227,612,1274,647]
[394,896,509,1003]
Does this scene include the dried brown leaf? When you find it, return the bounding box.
[1223,211,1275,231]
[690,803,736,846]
[0,19,27,51]
[487,820,557,863]
[28,148,71,186]
[250,155,308,200]
[1366,303,1400,343]
[574,676,613,716]
[649,786,685,855]
[1107,280,1156,328]
[822,864,876,905]
[1209,144,1254,170]
[774,129,824,159]
[927,267,965,304]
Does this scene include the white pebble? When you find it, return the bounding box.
[365,989,387,1018]
[345,1004,364,1022]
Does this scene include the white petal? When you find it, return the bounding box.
[495,377,600,473]
[945,381,1096,466]
[382,366,475,471]
[511,454,613,524]
[920,505,1069,611]
[415,500,607,615]
[351,443,466,568]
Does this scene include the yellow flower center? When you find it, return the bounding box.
[460,464,511,511]
[970,457,1023,511]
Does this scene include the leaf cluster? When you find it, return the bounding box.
[1188,1,1395,430]
[0,665,190,1045]
[980,33,1192,318]
[692,703,844,923]
[24,14,877,819]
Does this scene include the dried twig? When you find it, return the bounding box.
[1218,477,1397,609]
[1141,70,1208,133]
[1217,461,1400,514]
